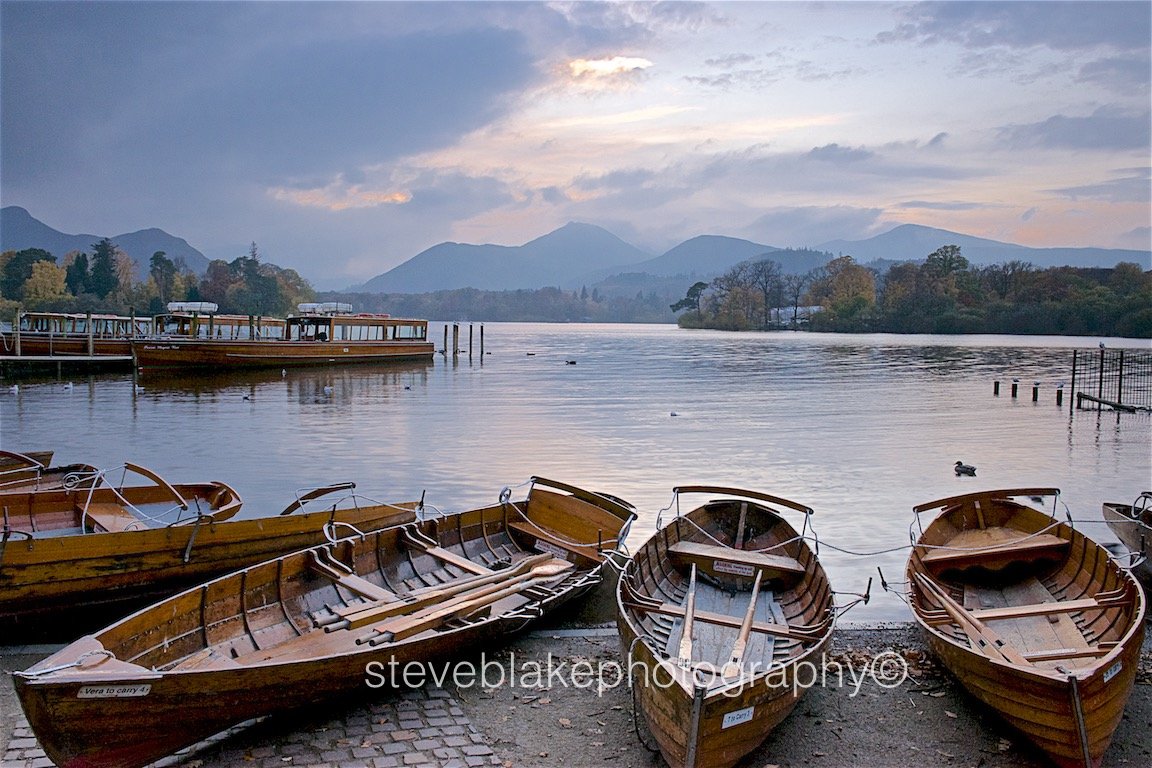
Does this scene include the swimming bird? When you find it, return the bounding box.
[322,385,333,396]
[8,384,17,394]
[954,460,977,477]
[565,360,577,365]
[62,382,73,391]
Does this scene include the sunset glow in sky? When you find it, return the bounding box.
[2,1,1149,288]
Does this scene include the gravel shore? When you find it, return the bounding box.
[3,582,1150,768]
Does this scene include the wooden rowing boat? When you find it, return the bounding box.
[0,464,418,637]
[1102,491,1152,583]
[617,486,834,768]
[0,449,100,493]
[15,476,635,768]
[0,450,54,470]
[907,488,1146,768]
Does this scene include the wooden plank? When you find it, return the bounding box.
[970,597,1099,621]
[915,574,1031,666]
[401,526,492,575]
[84,503,144,532]
[307,551,397,602]
[506,520,602,561]
[921,530,1069,570]
[667,540,804,581]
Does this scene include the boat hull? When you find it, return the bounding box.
[0,334,134,357]
[15,478,635,768]
[0,486,418,637]
[908,489,1146,768]
[132,338,434,369]
[1102,500,1152,584]
[617,487,834,768]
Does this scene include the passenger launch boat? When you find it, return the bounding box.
[0,311,151,357]
[0,463,416,635]
[132,302,433,370]
[617,486,835,768]
[15,476,635,768]
[908,488,1145,768]
[1102,491,1152,583]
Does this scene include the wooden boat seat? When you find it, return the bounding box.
[667,540,805,583]
[920,528,1069,572]
[506,520,601,561]
[970,597,1101,621]
[400,527,492,576]
[307,551,397,603]
[84,503,146,532]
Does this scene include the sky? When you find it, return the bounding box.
[2,1,1149,289]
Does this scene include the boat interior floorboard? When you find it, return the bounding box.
[663,583,781,669]
[964,576,1091,670]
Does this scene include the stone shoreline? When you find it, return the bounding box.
[3,619,1150,768]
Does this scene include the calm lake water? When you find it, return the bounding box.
[3,323,1150,619]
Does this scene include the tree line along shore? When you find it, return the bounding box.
[3,241,1148,338]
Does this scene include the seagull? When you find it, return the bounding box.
[62,382,74,391]
[954,460,977,477]
[281,369,287,377]
[243,394,252,401]
[7,384,17,394]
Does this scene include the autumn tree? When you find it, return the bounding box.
[1,248,55,300]
[23,261,69,306]
[807,255,876,330]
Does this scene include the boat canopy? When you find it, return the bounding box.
[166,302,219,314]
[297,302,353,315]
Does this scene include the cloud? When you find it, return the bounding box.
[880,1,1151,51]
[1049,168,1152,203]
[897,200,989,211]
[569,56,653,78]
[998,107,1152,151]
[2,2,539,194]
[1077,54,1152,92]
[741,206,887,248]
[806,144,876,164]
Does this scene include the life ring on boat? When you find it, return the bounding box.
[499,487,512,504]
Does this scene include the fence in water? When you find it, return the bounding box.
[1070,348,1152,413]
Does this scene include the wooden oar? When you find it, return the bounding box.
[360,559,574,645]
[677,564,698,668]
[722,569,763,678]
[914,573,1030,666]
[324,554,553,630]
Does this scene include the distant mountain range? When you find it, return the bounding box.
[354,222,1149,295]
[4,206,1147,296]
[1,206,210,279]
